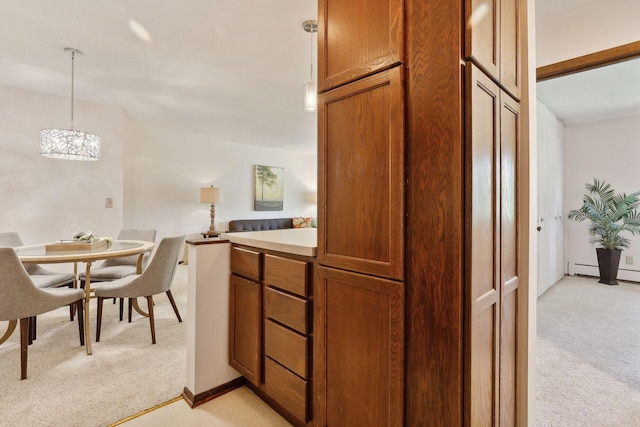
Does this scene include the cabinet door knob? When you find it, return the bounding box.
[537,226,542,232]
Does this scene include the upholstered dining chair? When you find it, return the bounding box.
[0,248,85,380]
[0,232,77,337]
[0,232,76,290]
[78,229,157,321]
[95,235,185,345]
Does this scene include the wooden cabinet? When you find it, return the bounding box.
[464,0,522,99]
[318,0,404,92]
[315,266,404,427]
[319,0,528,425]
[229,274,262,386]
[465,63,520,426]
[318,66,404,281]
[229,245,314,426]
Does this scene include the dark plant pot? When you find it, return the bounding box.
[596,248,622,285]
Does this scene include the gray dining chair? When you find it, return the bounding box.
[0,248,85,380]
[78,229,157,321]
[0,232,77,337]
[95,235,185,344]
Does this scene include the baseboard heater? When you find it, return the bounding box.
[568,262,640,283]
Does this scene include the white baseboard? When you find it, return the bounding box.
[568,262,640,283]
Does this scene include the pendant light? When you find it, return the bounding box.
[40,47,101,161]
[302,19,318,113]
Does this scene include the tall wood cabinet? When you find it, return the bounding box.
[317,0,527,425]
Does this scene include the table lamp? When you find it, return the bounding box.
[200,186,223,237]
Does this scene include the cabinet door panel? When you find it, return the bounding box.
[229,275,262,386]
[264,254,309,297]
[500,93,520,425]
[465,0,499,80]
[318,66,404,280]
[318,0,403,91]
[500,0,522,99]
[231,246,262,282]
[316,266,403,426]
[465,64,500,425]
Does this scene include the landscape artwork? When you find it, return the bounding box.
[254,165,284,211]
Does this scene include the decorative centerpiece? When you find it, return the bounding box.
[45,231,113,252]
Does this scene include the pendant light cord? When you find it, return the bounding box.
[309,31,313,81]
[70,49,76,130]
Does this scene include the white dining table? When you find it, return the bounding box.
[12,240,154,355]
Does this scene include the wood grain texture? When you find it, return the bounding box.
[229,274,262,386]
[264,254,309,298]
[264,286,309,335]
[318,66,404,280]
[465,64,501,426]
[500,93,520,426]
[265,319,309,379]
[318,266,404,427]
[318,0,403,92]
[264,357,309,423]
[464,0,500,80]
[536,40,640,81]
[404,0,465,424]
[230,246,262,282]
[500,0,522,99]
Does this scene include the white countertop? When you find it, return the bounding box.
[221,228,317,257]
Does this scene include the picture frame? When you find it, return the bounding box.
[254,165,284,211]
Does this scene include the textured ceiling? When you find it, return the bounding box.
[0,0,318,154]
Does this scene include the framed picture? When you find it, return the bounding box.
[254,165,284,211]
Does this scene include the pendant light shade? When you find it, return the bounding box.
[302,20,318,113]
[41,48,101,161]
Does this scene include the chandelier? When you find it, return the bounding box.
[40,48,101,161]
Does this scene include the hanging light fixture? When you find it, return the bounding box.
[41,47,101,161]
[302,19,318,113]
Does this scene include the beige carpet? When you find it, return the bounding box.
[537,275,640,426]
[0,265,188,427]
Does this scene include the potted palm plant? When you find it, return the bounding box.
[568,179,640,285]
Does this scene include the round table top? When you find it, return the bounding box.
[14,240,155,264]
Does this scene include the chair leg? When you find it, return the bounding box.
[96,297,104,342]
[28,317,36,345]
[147,296,156,344]
[119,298,124,322]
[166,290,182,323]
[113,298,117,305]
[128,298,133,323]
[77,300,85,346]
[69,283,75,321]
[20,318,28,380]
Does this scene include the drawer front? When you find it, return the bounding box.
[231,246,262,281]
[264,320,309,378]
[265,357,309,423]
[264,254,309,297]
[264,286,310,335]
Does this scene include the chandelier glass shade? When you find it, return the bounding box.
[40,128,101,161]
[40,47,101,161]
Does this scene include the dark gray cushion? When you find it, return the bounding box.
[227,218,293,232]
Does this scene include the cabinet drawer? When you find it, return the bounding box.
[264,254,309,297]
[264,286,310,335]
[231,246,262,281]
[265,357,308,423]
[264,320,309,378]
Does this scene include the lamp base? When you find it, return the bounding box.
[201,231,221,238]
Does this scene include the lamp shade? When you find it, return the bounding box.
[200,186,223,204]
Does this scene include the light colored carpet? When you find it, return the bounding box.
[537,275,640,426]
[0,265,188,427]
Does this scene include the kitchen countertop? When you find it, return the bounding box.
[221,228,317,257]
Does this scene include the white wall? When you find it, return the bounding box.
[536,99,565,296]
[123,124,317,240]
[564,114,640,274]
[0,84,126,245]
[536,0,640,66]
